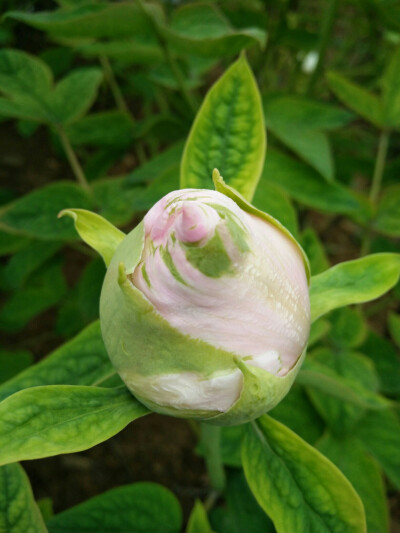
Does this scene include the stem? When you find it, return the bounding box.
[100,55,130,115]
[57,127,91,193]
[161,41,197,114]
[361,129,391,255]
[306,0,339,96]
[200,423,226,492]
[136,0,196,114]
[369,129,390,204]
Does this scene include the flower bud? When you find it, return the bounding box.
[100,177,310,425]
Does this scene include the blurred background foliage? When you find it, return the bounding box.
[0,0,400,531]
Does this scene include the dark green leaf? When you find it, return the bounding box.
[0,240,61,290]
[327,71,385,128]
[305,349,380,433]
[270,384,324,445]
[47,482,182,533]
[5,3,161,39]
[356,408,400,489]
[0,260,67,332]
[0,385,149,465]
[162,3,266,57]
[252,181,298,237]
[210,470,275,533]
[0,182,92,240]
[317,434,389,533]
[0,350,34,385]
[382,46,400,127]
[51,67,103,124]
[373,184,400,237]
[262,149,371,221]
[360,331,400,395]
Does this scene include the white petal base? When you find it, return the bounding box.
[122,369,244,412]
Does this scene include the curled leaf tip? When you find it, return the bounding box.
[57,208,77,220]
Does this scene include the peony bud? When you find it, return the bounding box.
[100,175,310,425]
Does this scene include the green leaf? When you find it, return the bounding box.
[355,409,400,489]
[242,415,366,533]
[125,141,184,185]
[328,308,367,348]
[360,331,400,395]
[263,96,340,180]
[300,228,330,276]
[327,71,385,128]
[0,231,29,257]
[388,311,400,348]
[262,95,353,131]
[47,482,182,533]
[309,253,400,322]
[0,385,148,466]
[162,3,266,58]
[317,434,389,533]
[51,67,103,125]
[252,181,298,237]
[186,500,212,533]
[382,46,400,127]
[5,2,161,39]
[0,350,34,385]
[0,463,47,533]
[0,260,67,332]
[308,318,331,348]
[131,165,180,213]
[0,240,61,290]
[270,384,324,445]
[66,111,135,148]
[0,321,112,402]
[210,470,275,533]
[55,259,104,338]
[181,54,266,201]
[59,209,125,266]
[298,355,389,412]
[304,349,381,433]
[0,182,92,240]
[262,149,371,221]
[0,50,102,126]
[78,37,163,65]
[373,184,400,237]
[0,48,52,99]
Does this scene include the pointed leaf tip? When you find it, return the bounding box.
[59,208,125,266]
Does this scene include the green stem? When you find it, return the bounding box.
[200,423,226,492]
[306,0,339,96]
[100,55,130,115]
[136,0,196,114]
[361,129,391,255]
[57,127,91,193]
[369,129,390,204]
[161,41,197,114]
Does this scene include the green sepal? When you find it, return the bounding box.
[208,349,307,426]
[213,169,311,283]
[59,208,125,266]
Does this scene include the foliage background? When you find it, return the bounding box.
[0,0,399,531]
